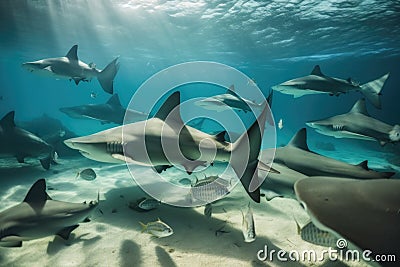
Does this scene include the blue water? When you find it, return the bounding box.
[0,0,399,150]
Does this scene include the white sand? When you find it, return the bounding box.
[0,156,377,267]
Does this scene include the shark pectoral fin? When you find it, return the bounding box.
[40,156,52,170]
[82,217,91,223]
[111,154,134,163]
[214,131,227,143]
[258,161,280,174]
[57,225,79,240]
[43,66,53,72]
[153,165,173,173]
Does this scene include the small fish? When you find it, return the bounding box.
[139,218,173,238]
[178,178,192,186]
[278,118,283,130]
[295,220,337,247]
[204,203,212,218]
[90,92,97,98]
[137,197,161,211]
[76,168,97,181]
[241,203,256,243]
[190,175,230,203]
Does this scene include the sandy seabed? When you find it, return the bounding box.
[0,155,381,267]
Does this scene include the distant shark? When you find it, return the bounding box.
[0,111,56,170]
[22,45,119,94]
[272,65,389,109]
[60,94,148,125]
[306,99,400,146]
[195,85,264,113]
[64,91,274,202]
[0,179,98,247]
[258,128,394,200]
[295,177,400,261]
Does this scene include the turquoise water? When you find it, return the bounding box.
[0,1,399,266]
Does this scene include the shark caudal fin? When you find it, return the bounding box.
[230,102,269,203]
[360,73,389,109]
[98,57,120,94]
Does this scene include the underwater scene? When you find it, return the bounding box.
[0,1,399,266]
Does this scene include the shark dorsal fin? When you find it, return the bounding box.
[0,111,16,129]
[349,99,369,116]
[154,91,183,125]
[66,45,78,61]
[356,160,369,170]
[288,128,310,151]
[106,94,122,107]
[310,65,324,76]
[23,179,52,204]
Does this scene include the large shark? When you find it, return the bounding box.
[60,94,148,125]
[295,177,400,262]
[0,111,56,170]
[64,91,273,202]
[272,65,389,109]
[306,99,400,146]
[258,128,394,200]
[22,45,119,94]
[0,179,98,247]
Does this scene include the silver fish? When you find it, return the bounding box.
[137,198,161,211]
[76,168,97,181]
[139,218,173,238]
[190,175,230,203]
[204,203,212,218]
[242,203,256,243]
[295,220,337,247]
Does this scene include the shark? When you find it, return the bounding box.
[0,179,98,247]
[195,85,264,113]
[272,65,389,109]
[22,45,119,94]
[295,177,400,261]
[258,128,394,200]
[0,111,56,170]
[60,94,148,125]
[64,91,273,202]
[306,99,400,146]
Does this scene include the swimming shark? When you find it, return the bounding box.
[0,111,56,170]
[306,99,400,146]
[295,177,400,261]
[195,85,263,113]
[59,94,148,125]
[64,91,273,202]
[258,128,394,200]
[22,45,119,94]
[0,179,98,247]
[272,65,389,109]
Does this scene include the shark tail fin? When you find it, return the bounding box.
[230,102,269,203]
[98,57,120,94]
[360,73,389,109]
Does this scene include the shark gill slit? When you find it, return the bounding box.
[106,141,123,154]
